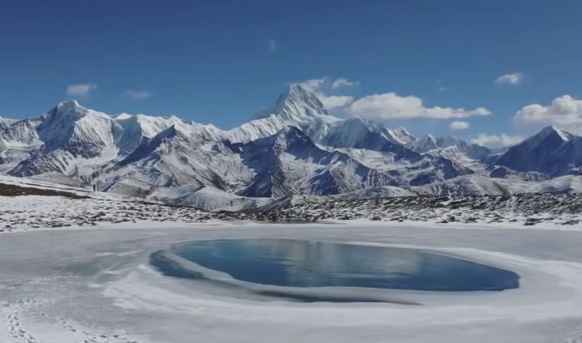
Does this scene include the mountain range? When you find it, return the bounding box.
[1,84,581,210]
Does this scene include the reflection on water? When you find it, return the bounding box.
[166,240,519,292]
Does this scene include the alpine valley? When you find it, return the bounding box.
[1,84,581,211]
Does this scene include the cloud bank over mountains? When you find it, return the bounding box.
[471,134,524,149]
[344,93,491,120]
[295,75,582,143]
[515,95,582,134]
[296,77,492,123]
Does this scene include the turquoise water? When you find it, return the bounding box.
[155,239,519,292]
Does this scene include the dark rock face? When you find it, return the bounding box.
[496,126,582,176]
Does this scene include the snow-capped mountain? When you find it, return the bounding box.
[8,101,118,178]
[227,84,340,144]
[386,127,416,145]
[1,85,579,209]
[226,84,418,159]
[496,126,582,176]
[0,116,17,130]
[406,134,492,174]
[235,126,402,197]
[0,116,42,163]
[0,118,42,148]
[99,121,239,197]
[1,101,201,182]
[410,134,490,160]
[113,112,185,155]
[321,118,422,161]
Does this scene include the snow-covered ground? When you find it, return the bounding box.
[2,175,581,232]
[0,195,213,231]
[0,175,223,231]
[2,175,582,341]
[2,222,582,343]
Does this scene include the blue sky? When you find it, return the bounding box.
[2,0,582,146]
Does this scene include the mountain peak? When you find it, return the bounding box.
[538,125,571,142]
[287,83,315,96]
[273,84,329,120]
[48,100,89,119]
[43,100,87,124]
[47,100,111,123]
[496,125,580,175]
[0,116,17,127]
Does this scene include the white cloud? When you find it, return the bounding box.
[297,78,327,92]
[297,77,357,92]
[331,78,358,89]
[344,92,491,120]
[66,83,97,97]
[268,39,277,53]
[514,95,582,133]
[296,77,357,110]
[471,134,524,149]
[449,120,470,130]
[495,72,524,86]
[295,78,490,120]
[319,95,355,110]
[125,89,153,100]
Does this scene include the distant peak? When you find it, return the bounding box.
[283,83,320,101]
[273,84,328,119]
[287,83,312,94]
[45,100,86,121]
[46,100,111,123]
[0,116,17,125]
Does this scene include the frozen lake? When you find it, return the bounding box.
[1,222,582,343]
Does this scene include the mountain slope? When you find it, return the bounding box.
[496,126,582,176]
[322,118,422,161]
[113,112,187,155]
[98,122,247,198]
[237,126,399,197]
